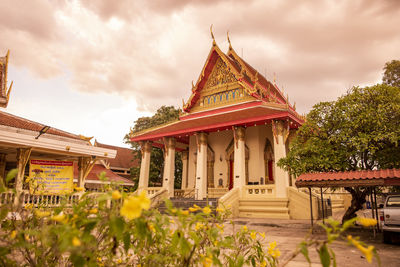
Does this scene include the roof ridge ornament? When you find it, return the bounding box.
[227,31,232,50]
[210,24,216,46]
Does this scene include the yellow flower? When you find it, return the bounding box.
[268,241,280,258]
[215,223,224,230]
[138,191,150,210]
[170,219,175,224]
[214,240,218,246]
[51,213,67,223]
[347,235,374,263]
[242,225,248,232]
[260,260,267,267]
[358,217,377,227]
[35,210,51,218]
[25,177,31,183]
[203,206,211,215]
[74,187,84,192]
[193,204,200,210]
[171,208,177,214]
[25,204,33,210]
[10,230,17,239]
[120,196,142,220]
[25,234,29,241]
[202,257,212,267]
[216,207,224,213]
[181,210,189,216]
[89,208,98,214]
[250,231,257,240]
[195,222,204,231]
[259,232,265,239]
[189,207,197,212]
[97,257,103,262]
[116,258,122,264]
[148,223,155,233]
[112,190,122,200]
[72,236,81,247]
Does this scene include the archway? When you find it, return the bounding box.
[264,138,274,183]
[225,139,249,189]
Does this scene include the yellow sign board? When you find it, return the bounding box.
[29,159,74,194]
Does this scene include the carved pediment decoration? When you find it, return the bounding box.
[204,58,236,89]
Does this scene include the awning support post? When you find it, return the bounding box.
[309,187,314,231]
[320,187,325,224]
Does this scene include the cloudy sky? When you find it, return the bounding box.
[1,0,400,147]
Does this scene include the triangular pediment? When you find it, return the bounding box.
[182,41,295,115]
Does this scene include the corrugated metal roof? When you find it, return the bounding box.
[296,169,400,187]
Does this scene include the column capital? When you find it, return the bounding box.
[272,120,289,144]
[181,150,189,160]
[140,141,153,153]
[163,137,176,150]
[196,132,208,145]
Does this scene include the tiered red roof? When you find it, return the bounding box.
[94,141,138,169]
[131,39,304,143]
[0,110,83,141]
[296,169,400,187]
[73,164,134,185]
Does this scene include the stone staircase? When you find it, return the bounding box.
[238,198,290,219]
[157,198,218,213]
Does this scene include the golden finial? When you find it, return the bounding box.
[227,31,232,50]
[210,24,216,46]
[293,101,296,110]
[182,98,185,108]
[286,93,289,103]
[254,71,259,83]
[273,72,276,84]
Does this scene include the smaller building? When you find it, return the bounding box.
[94,140,138,179]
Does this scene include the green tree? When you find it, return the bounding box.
[278,84,400,222]
[383,60,400,88]
[125,106,182,190]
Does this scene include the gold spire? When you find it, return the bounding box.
[210,24,216,46]
[227,31,232,50]
[273,72,276,84]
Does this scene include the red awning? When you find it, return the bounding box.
[131,101,302,142]
[296,169,400,187]
[73,164,134,185]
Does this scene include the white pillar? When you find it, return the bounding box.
[233,127,246,189]
[138,141,152,191]
[162,137,176,198]
[181,150,188,189]
[195,133,207,200]
[272,120,290,198]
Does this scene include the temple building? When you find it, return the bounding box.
[0,51,134,205]
[129,35,330,219]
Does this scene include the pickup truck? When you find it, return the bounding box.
[380,194,400,243]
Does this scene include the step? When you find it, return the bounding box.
[238,198,290,219]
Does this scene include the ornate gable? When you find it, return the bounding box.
[188,57,254,113]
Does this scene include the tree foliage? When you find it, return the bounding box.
[383,60,400,88]
[125,106,182,190]
[278,84,400,221]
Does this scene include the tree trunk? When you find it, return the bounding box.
[342,187,371,224]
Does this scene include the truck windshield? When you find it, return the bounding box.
[387,196,400,207]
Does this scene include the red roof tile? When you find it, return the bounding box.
[73,164,134,185]
[94,141,138,169]
[296,169,400,187]
[0,110,82,141]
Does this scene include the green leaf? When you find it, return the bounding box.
[123,232,130,252]
[319,244,331,267]
[6,169,18,183]
[299,241,311,264]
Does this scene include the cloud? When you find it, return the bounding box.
[1,0,400,115]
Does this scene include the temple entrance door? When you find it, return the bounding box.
[229,159,234,190]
